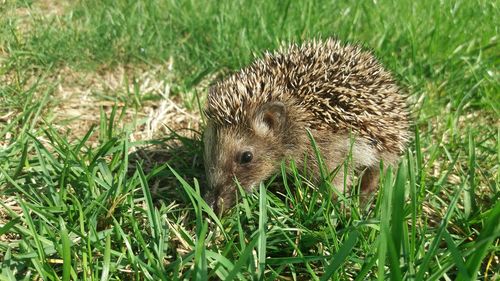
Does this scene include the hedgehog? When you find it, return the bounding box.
[203,38,410,214]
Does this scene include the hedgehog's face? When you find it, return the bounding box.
[203,102,287,214]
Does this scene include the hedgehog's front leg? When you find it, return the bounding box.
[360,165,380,195]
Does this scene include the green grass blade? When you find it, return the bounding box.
[194,221,208,281]
[388,162,407,280]
[0,216,20,236]
[205,250,246,280]
[464,130,477,218]
[457,200,500,281]
[377,166,393,280]
[442,230,470,279]
[137,165,160,240]
[0,247,16,281]
[258,182,268,280]
[224,234,261,281]
[100,232,111,281]
[306,129,327,180]
[167,165,226,236]
[320,230,359,281]
[59,217,72,281]
[407,150,418,277]
[18,199,47,262]
[415,183,463,280]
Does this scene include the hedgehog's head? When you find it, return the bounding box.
[203,101,288,214]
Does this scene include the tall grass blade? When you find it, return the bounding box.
[59,217,72,281]
[194,221,208,281]
[442,230,470,279]
[168,165,226,237]
[100,232,111,281]
[378,166,393,281]
[320,230,359,281]
[258,182,268,280]
[137,165,160,240]
[415,183,463,280]
[388,162,407,280]
[224,234,260,281]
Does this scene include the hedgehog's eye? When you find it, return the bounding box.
[239,151,253,165]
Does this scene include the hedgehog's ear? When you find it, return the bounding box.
[254,101,286,135]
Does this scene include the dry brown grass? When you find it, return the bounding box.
[50,62,202,145]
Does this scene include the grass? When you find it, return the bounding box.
[0,0,499,280]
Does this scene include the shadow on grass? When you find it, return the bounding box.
[127,129,206,206]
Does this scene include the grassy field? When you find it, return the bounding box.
[0,0,499,280]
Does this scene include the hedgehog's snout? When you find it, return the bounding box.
[203,189,218,213]
[203,184,237,215]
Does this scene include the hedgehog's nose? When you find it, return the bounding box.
[210,199,221,216]
[203,190,220,214]
[205,194,229,216]
[204,193,215,208]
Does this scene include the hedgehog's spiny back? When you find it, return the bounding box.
[205,38,410,153]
